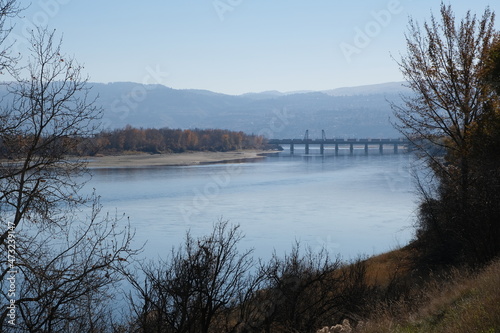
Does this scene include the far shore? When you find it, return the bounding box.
[84,150,278,168]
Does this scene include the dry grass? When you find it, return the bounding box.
[357,258,500,333]
[362,246,415,287]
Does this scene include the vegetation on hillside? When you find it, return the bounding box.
[356,257,500,333]
[0,1,499,332]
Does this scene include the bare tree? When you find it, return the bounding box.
[0,0,20,73]
[0,197,136,331]
[0,27,100,240]
[0,26,138,331]
[126,224,377,333]
[256,243,362,333]
[127,220,258,333]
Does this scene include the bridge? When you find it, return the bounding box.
[268,130,410,155]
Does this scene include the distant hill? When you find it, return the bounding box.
[0,81,412,139]
[322,81,410,96]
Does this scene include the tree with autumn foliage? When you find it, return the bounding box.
[392,3,500,268]
[93,126,266,154]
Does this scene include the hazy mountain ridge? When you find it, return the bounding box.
[322,81,410,96]
[0,81,410,139]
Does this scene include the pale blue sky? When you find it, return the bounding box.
[8,0,499,95]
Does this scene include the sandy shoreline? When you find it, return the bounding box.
[85,150,276,168]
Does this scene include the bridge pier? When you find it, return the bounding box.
[335,144,339,155]
[304,130,309,154]
[290,142,294,154]
[364,143,368,154]
[394,144,398,153]
[320,143,324,155]
[349,144,354,155]
[379,144,383,154]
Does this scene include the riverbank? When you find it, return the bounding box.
[85,150,276,168]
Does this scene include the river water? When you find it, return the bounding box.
[87,148,418,261]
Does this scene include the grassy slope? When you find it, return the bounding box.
[357,253,500,333]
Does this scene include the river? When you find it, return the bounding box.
[87,148,418,261]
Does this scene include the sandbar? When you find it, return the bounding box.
[85,150,276,168]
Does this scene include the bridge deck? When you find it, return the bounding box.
[268,138,409,144]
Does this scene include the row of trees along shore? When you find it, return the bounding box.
[0,126,267,159]
[0,0,500,332]
[85,126,267,155]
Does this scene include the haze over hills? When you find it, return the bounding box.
[0,81,411,139]
[95,81,412,139]
[322,81,411,96]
